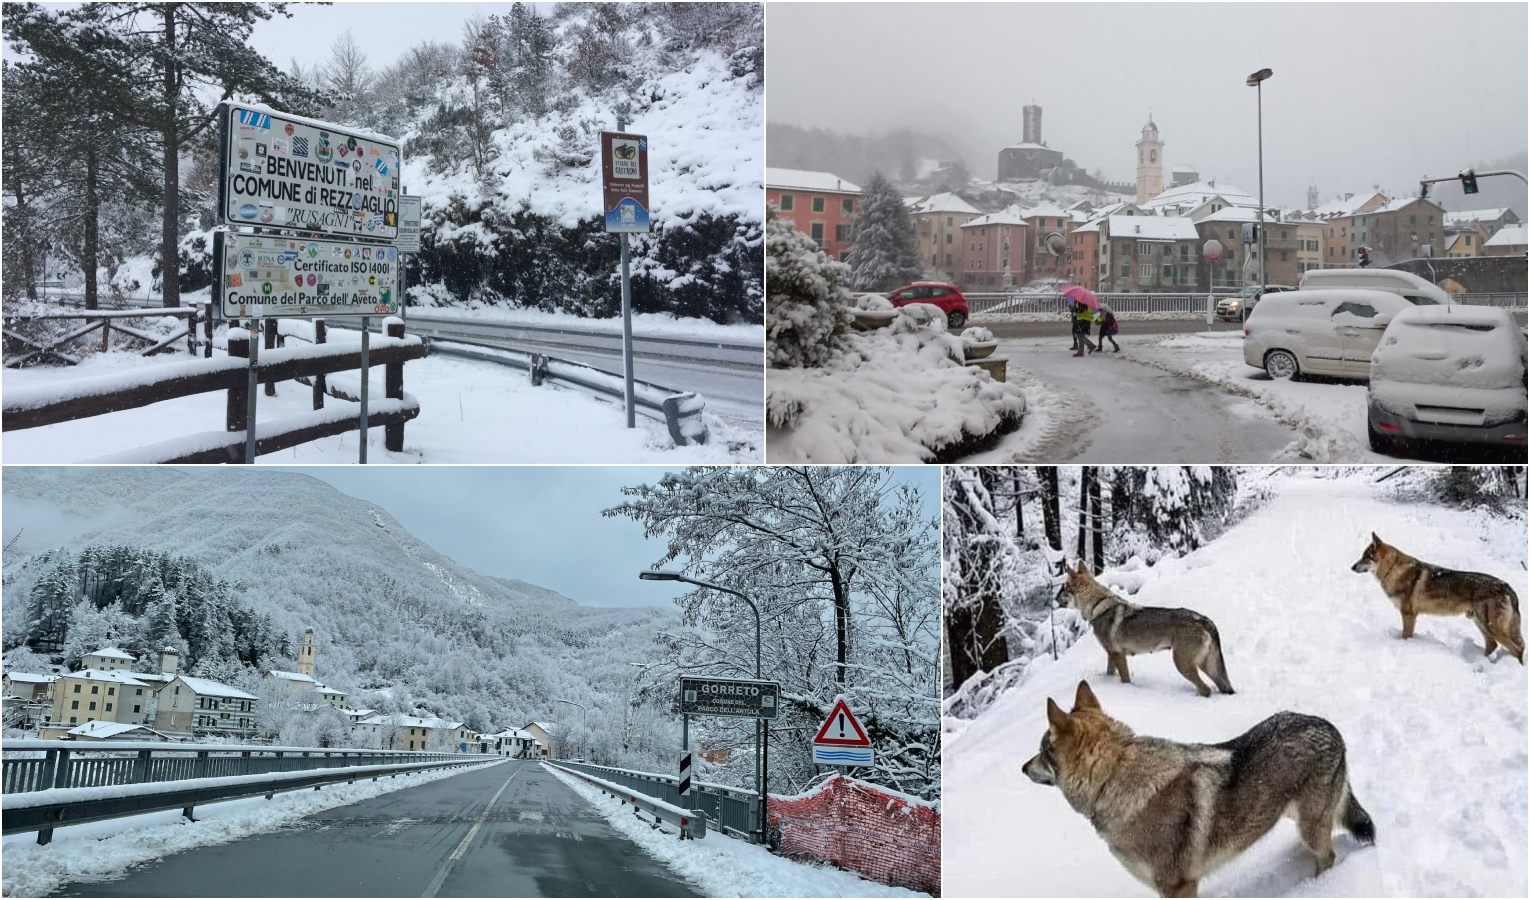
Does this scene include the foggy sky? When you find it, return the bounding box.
[276,467,941,610]
[767,3,1528,209]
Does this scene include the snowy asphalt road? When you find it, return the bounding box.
[966,338,1302,463]
[368,315,764,435]
[55,760,700,898]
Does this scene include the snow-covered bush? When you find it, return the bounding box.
[767,303,1025,462]
[961,326,994,344]
[765,205,851,368]
[855,292,893,311]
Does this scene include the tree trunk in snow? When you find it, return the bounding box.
[1040,467,1061,555]
[159,4,181,309]
[1090,468,1104,574]
[84,144,99,311]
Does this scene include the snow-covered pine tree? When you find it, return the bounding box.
[1108,466,1238,563]
[765,206,851,368]
[25,560,76,650]
[846,171,922,291]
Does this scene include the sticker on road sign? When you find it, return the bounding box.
[812,744,873,766]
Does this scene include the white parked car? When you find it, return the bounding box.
[1367,305,1527,453]
[1297,268,1453,306]
[1243,289,1413,380]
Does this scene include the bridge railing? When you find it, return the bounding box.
[967,291,1528,317]
[1,740,490,844]
[545,761,707,840]
[551,759,756,840]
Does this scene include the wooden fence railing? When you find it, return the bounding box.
[2,318,423,463]
[2,303,213,367]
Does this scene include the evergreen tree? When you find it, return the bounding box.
[26,561,77,648]
[765,206,851,368]
[1108,467,1238,563]
[846,171,922,291]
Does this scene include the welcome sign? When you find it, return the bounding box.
[217,104,402,242]
[600,131,651,233]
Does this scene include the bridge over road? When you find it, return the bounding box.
[54,760,700,898]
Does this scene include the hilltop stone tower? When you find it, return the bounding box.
[1022,104,1042,145]
[298,628,316,678]
[1135,116,1163,205]
[1307,184,1319,210]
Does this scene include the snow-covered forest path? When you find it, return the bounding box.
[944,475,1527,897]
[964,338,1302,463]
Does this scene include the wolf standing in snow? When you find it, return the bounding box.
[1057,562,1234,697]
[1351,532,1525,664]
[1022,681,1376,898]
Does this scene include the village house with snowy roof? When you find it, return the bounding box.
[1482,223,1528,257]
[81,647,136,672]
[766,167,862,263]
[959,207,1029,290]
[265,629,348,709]
[40,668,151,739]
[906,192,982,282]
[522,721,558,758]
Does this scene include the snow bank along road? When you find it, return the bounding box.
[49,759,701,898]
[966,337,1303,463]
[944,476,1527,897]
[368,313,764,434]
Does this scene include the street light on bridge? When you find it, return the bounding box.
[1246,68,1273,294]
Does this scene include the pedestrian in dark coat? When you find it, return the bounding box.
[1097,304,1120,352]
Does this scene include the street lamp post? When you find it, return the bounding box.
[640,570,767,845]
[1247,68,1272,292]
[554,698,588,759]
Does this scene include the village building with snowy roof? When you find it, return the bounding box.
[1097,215,1203,293]
[766,167,861,263]
[904,192,982,283]
[1483,223,1527,256]
[81,647,136,672]
[959,207,1030,290]
[40,668,152,739]
[66,720,172,742]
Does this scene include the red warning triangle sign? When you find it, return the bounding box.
[813,699,870,746]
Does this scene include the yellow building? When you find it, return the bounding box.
[41,669,150,738]
[1295,221,1324,275]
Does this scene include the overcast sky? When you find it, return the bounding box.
[274,466,941,610]
[767,3,1528,209]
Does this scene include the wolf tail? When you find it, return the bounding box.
[1341,789,1376,845]
[1202,619,1235,695]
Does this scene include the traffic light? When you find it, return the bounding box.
[1461,169,1479,195]
[1357,247,1371,268]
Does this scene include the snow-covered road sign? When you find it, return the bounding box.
[679,676,780,719]
[812,698,872,766]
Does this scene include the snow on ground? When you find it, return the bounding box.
[543,764,926,899]
[944,474,1527,897]
[3,334,751,463]
[0,760,502,898]
[1127,332,1386,462]
[405,304,762,345]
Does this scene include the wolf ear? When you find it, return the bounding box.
[1074,680,1100,712]
[1371,532,1381,545]
[1046,697,1070,731]
[1075,560,1089,574]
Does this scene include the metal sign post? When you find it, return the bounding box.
[245,323,259,464]
[678,676,779,844]
[680,714,691,797]
[359,316,370,464]
[601,121,650,429]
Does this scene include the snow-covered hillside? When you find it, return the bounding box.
[2,468,673,748]
[945,473,1527,897]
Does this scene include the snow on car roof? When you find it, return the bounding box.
[765,167,861,194]
[1391,304,1515,328]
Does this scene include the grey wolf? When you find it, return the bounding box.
[1057,562,1234,697]
[1022,681,1375,897]
[1351,532,1524,664]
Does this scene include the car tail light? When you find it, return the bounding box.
[1377,421,1403,433]
[1504,434,1526,441]
[1243,328,1250,336]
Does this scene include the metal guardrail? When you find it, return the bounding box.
[553,759,756,840]
[422,337,709,446]
[2,741,491,844]
[967,290,1529,316]
[545,761,706,840]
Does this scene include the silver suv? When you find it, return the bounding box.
[1216,284,1295,321]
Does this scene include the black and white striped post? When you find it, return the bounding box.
[679,713,691,797]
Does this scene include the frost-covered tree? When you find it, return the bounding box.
[607,466,940,798]
[25,561,76,650]
[765,206,851,368]
[1108,467,1238,563]
[942,468,1013,689]
[846,171,922,291]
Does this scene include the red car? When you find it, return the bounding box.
[887,282,970,330]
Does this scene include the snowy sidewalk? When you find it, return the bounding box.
[544,763,928,898]
[944,475,1527,897]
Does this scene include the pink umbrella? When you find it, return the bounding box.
[1062,284,1099,309]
